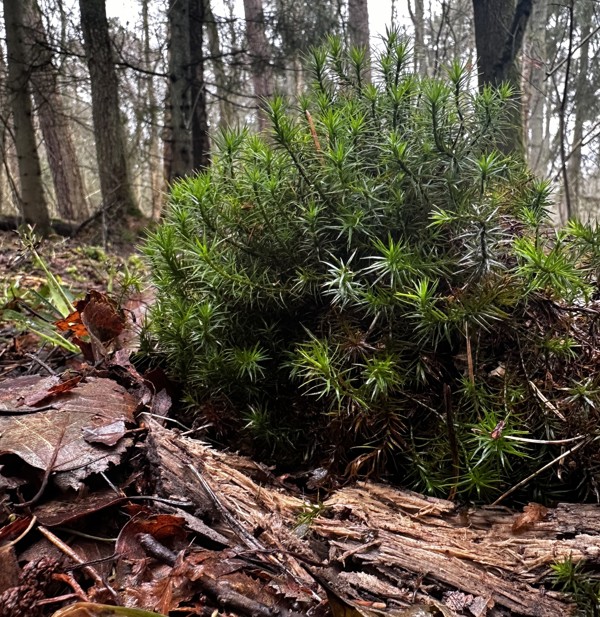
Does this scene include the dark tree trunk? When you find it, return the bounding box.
[2,0,51,234]
[166,0,193,181]
[78,0,139,222]
[190,0,211,170]
[25,0,89,221]
[472,0,533,155]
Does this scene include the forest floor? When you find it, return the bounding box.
[0,230,596,617]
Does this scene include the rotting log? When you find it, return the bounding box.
[145,418,595,616]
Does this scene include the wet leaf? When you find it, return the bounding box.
[0,376,137,490]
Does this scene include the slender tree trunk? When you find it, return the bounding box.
[166,0,193,181]
[205,0,234,130]
[3,0,51,234]
[472,0,533,156]
[243,0,273,131]
[523,0,548,176]
[348,0,371,82]
[190,0,210,170]
[408,0,426,75]
[567,0,593,217]
[0,47,7,214]
[24,0,89,221]
[79,0,139,223]
[141,0,163,217]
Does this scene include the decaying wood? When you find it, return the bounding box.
[145,418,599,616]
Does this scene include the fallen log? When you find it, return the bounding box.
[145,418,597,616]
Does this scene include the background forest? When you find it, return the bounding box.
[0,0,598,236]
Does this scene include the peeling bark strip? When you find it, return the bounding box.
[145,419,591,616]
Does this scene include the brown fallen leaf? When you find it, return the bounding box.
[512,503,549,533]
[0,376,137,491]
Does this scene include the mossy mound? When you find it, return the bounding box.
[144,32,600,503]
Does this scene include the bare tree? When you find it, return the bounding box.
[243,0,272,130]
[567,0,594,215]
[523,0,549,177]
[141,0,165,217]
[190,0,210,169]
[408,0,426,75]
[79,0,139,225]
[3,0,51,234]
[24,0,89,221]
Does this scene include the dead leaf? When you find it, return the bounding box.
[55,309,88,338]
[24,376,83,407]
[83,419,127,446]
[33,490,127,527]
[0,376,137,490]
[116,512,187,560]
[79,290,126,344]
[51,602,167,616]
[512,503,549,533]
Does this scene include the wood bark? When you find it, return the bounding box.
[0,46,7,214]
[472,0,534,155]
[408,0,426,75]
[24,0,89,221]
[190,0,211,170]
[166,0,193,181]
[523,0,549,177]
[2,0,51,235]
[145,418,598,616]
[205,0,234,130]
[141,0,164,218]
[348,0,371,82]
[567,0,593,216]
[79,0,139,223]
[243,0,273,131]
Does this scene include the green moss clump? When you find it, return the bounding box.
[144,32,600,502]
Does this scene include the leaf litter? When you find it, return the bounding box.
[0,232,594,617]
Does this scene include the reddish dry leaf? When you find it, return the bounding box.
[116,513,187,560]
[0,517,33,544]
[512,503,549,533]
[0,376,137,490]
[24,376,83,407]
[55,310,88,338]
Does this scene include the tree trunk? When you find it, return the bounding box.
[348,0,371,82]
[523,0,549,177]
[78,0,139,223]
[472,0,533,156]
[141,0,164,218]
[166,0,193,181]
[408,0,426,75]
[243,0,273,131]
[205,0,234,131]
[2,0,51,235]
[0,46,7,214]
[190,0,211,170]
[24,0,89,221]
[567,0,593,217]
